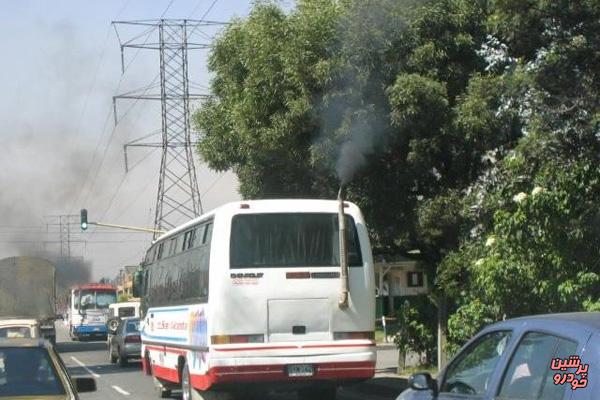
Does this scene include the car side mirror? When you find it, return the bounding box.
[74,377,96,393]
[409,373,437,396]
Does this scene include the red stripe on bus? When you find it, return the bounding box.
[145,345,187,355]
[152,365,180,384]
[212,342,375,352]
[190,361,375,390]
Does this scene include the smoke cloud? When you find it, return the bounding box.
[318,1,404,186]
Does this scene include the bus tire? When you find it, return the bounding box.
[144,352,152,375]
[298,386,337,400]
[181,360,227,400]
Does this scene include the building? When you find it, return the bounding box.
[117,265,139,299]
[374,254,428,317]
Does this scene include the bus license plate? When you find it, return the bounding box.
[286,364,314,377]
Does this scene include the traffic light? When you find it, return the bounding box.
[80,209,88,231]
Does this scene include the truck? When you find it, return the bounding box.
[0,256,57,344]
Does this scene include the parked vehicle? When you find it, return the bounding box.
[0,257,57,344]
[398,312,599,400]
[0,318,41,339]
[108,317,141,367]
[0,338,96,398]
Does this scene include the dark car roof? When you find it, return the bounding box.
[488,312,600,332]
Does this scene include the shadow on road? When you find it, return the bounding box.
[67,361,143,377]
[350,376,408,399]
[55,340,108,353]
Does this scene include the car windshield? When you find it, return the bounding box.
[0,328,31,339]
[80,289,117,310]
[0,347,65,397]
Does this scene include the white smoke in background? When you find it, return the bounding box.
[335,118,376,185]
[324,2,405,186]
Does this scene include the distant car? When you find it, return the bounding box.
[108,317,141,366]
[398,312,599,400]
[0,318,41,339]
[0,338,96,399]
[108,301,140,319]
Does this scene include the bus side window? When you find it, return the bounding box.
[168,238,177,256]
[203,223,213,245]
[146,245,155,264]
[182,231,191,251]
[195,225,206,247]
[157,243,164,260]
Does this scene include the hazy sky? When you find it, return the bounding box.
[0,0,283,279]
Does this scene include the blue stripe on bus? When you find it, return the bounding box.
[142,334,187,343]
[148,307,190,313]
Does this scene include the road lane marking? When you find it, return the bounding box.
[112,385,131,396]
[70,356,101,378]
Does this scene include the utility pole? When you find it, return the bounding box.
[112,19,223,236]
[44,214,82,259]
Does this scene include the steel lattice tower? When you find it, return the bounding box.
[113,19,223,235]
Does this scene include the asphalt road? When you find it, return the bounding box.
[54,322,405,400]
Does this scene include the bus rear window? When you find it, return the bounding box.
[230,213,363,268]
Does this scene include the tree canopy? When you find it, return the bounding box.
[195,0,600,354]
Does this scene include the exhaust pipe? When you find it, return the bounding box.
[338,186,349,309]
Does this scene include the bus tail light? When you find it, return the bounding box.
[125,334,141,343]
[333,331,375,340]
[211,334,264,344]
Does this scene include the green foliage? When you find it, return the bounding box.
[195,0,497,259]
[194,0,600,355]
[118,294,130,303]
[393,295,437,365]
[437,0,600,349]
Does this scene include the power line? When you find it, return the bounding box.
[74,0,181,214]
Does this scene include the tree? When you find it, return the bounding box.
[195,0,506,260]
[195,0,528,361]
[437,0,600,349]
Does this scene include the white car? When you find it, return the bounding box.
[0,318,41,339]
[106,301,141,338]
[108,301,140,319]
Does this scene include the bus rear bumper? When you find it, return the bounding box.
[192,350,376,391]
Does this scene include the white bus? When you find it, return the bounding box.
[134,199,376,400]
[68,283,118,341]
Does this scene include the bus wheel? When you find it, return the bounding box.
[143,352,152,375]
[181,361,228,400]
[298,386,337,400]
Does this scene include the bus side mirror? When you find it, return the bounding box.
[132,270,144,298]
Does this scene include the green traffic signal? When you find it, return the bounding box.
[80,209,88,231]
